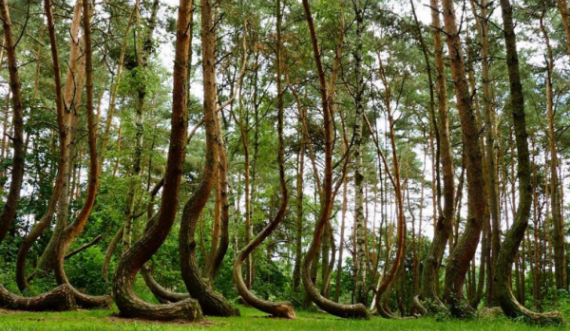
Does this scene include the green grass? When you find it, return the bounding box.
[0,305,565,331]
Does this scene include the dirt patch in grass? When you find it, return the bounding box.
[105,315,214,327]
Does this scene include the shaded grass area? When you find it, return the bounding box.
[0,305,563,330]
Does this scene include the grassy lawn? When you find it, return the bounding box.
[0,305,564,331]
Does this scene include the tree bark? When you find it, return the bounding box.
[440,0,487,315]
[37,0,84,274]
[293,129,305,291]
[301,0,370,319]
[351,0,368,306]
[122,0,159,255]
[178,1,239,317]
[0,0,27,245]
[233,1,295,317]
[0,0,77,312]
[417,0,455,312]
[15,0,69,293]
[471,0,500,305]
[539,11,566,291]
[112,0,202,321]
[493,0,564,323]
[141,265,190,304]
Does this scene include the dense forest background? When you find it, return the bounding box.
[0,0,569,326]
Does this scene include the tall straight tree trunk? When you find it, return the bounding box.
[112,0,202,321]
[493,0,564,323]
[351,0,368,306]
[0,0,25,245]
[539,12,567,291]
[292,130,305,291]
[335,170,348,302]
[440,0,487,314]
[471,0,500,305]
[122,0,159,254]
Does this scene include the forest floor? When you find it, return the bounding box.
[0,305,564,330]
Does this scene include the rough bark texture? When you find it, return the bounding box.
[440,0,487,314]
[112,0,203,321]
[352,0,368,306]
[493,0,564,323]
[0,285,76,311]
[176,0,237,318]
[301,0,370,319]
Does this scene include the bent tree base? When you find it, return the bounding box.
[497,287,563,325]
[113,277,202,321]
[142,265,190,304]
[0,284,76,311]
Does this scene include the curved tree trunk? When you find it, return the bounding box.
[113,0,201,321]
[178,0,237,318]
[37,0,84,275]
[0,285,76,311]
[50,0,111,309]
[300,0,370,319]
[112,0,202,321]
[232,2,295,317]
[0,0,77,312]
[417,0,454,311]
[141,265,190,304]
[102,225,123,279]
[206,136,230,282]
[15,0,69,293]
[440,0,487,315]
[141,178,188,304]
[371,53,406,320]
[493,0,564,324]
